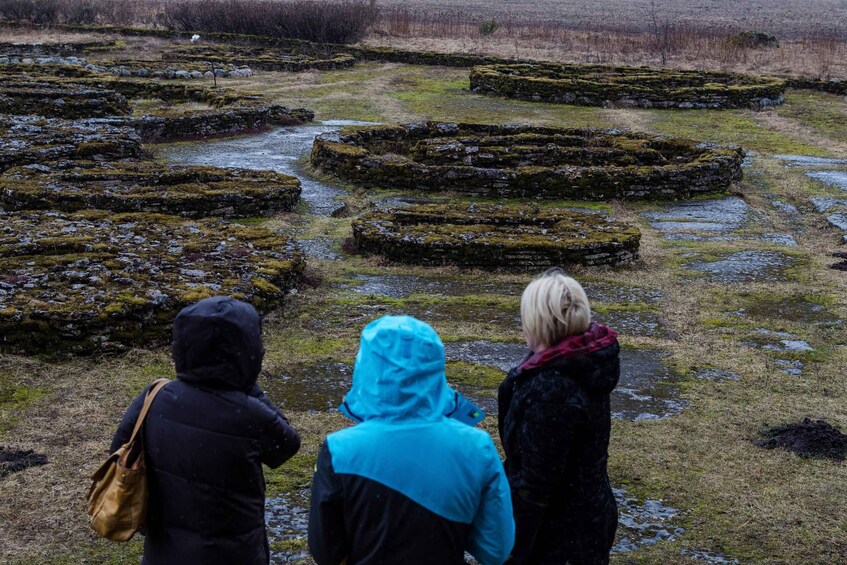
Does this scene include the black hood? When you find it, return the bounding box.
[172,296,265,390]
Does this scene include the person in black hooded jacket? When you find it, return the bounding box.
[498,269,619,565]
[110,296,301,565]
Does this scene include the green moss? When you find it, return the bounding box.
[0,381,51,438]
[14,540,144,565]
[445,361,504,389]
[649,108,829,156]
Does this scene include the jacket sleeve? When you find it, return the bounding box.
[467,441,515,565]
[509,385,584,564]
[308,441,348,565]
[109,385,151,454]
[252,386,301,468]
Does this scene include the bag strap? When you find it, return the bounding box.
[127,378,170,445]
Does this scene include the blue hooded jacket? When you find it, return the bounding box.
[308,316,515,565]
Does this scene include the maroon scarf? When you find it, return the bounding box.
[518,322,618,373]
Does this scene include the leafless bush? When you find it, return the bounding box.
[160,0,379,44]
[0,0,60,24]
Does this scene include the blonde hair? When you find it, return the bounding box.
[520,269,591,350]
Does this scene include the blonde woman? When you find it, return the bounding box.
[498,269,620,564]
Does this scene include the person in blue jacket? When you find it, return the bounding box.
[308,315,515,565]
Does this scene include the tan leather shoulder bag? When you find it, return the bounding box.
[86,378,169,541]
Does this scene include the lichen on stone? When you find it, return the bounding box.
[0,210,305,355]
[0,160,301,217]
[0,115,143,173]
[0,76,131,118]
[469,63,786,109]
[312,121,744,200]
[352,203,640,269]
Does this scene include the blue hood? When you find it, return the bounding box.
[340,316,483,424]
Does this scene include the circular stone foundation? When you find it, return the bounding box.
[0,115,143,173]
[0,79,131,118]
[0,161,302,217]
[352,204,640,269]
[470,63,785,109]
[0,210,305,355]
[311,122,744,200]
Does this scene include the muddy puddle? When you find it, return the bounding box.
[265,489,310,564]
[685,250,794,283]
[158,120,374,216]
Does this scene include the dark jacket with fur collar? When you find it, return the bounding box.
[498,323,619,565]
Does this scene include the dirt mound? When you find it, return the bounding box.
[755,418,847,461]
[0,447,48,477]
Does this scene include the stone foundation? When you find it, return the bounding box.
[470,63,786,109]
[162,44,356,72]
[312,122,744,200]
[0,115,143,173]
[352,203,640,269]
[0,210,304,355]
[0,160,301,217]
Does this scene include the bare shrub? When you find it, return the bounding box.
[0,0,60,24]
[160,0,379,44]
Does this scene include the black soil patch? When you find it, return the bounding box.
[470,63,785,110]
[0,447,48,477]
[312,121,744,200]
[352,203,641,270]
[755,418,847,461]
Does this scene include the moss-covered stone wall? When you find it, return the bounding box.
[0,209,304,355]
[312,122,744,200]
[0,115,143,173]
[470,63,786,110]
[0,160,301,217]
[0,78,131,118]
[352,203,640,269]
[162,44,356,72]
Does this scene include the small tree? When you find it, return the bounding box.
[649,0,671,66]
[479,19,499,36]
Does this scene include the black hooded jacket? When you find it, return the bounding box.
[110,296,301,565]
[498,323,620,565]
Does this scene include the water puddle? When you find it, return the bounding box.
[685,250,793,283]
[612,487,685,554]
[773,155,847,167]
[644,197,750,234]
[262,362,353,413]
[159,120,374,216]
[344,274,521,299]
[444,343,683,421]
[298,238,341,260]
[811,197,847,213]
[265,489,310,564]
[748,328,814,352]
[581,281,665,305]
[806,170,847,191]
